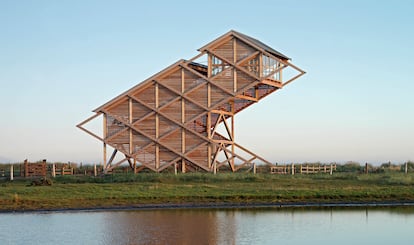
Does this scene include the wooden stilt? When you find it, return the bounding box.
[155,82,160,171]
[103,114,107,171]
[181,68,186,173]
[213,160,217,174]
[182,160,186,173]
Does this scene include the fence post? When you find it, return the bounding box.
[24,159,28,177]
[10,165,13,181]
[253,163,256,174]
[291,163,295,175]
[330,163,333,175]
[405,162,408,174]
[42,159,47,177]
[52,164,56,178]
[174,162,177,175]
[365,163,368,174]
[300,164,303,174]
[94,164,97,177]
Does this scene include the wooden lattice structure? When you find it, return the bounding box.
[78,30,305,173]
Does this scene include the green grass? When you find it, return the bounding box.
[1,172,414,211]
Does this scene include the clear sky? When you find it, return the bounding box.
[0,0,413,165]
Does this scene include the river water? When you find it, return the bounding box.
[1,207,414,244]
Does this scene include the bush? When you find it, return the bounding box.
[336,161,362,172]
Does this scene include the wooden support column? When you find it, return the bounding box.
[155,82,160,170]
[279,60,283,82]
[259,53,263,78]
[103,114,107,171]
[213,159,217,174]
[230,101,235,171]
[129,98,133,155]
[231,37,236,171]
[233,37,237,93]
[181,68,186,173]
[207,54,212,170]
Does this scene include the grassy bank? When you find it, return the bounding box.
[1,172,414,211]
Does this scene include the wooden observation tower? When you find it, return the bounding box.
[78,30,305,173]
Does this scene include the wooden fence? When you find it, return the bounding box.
[0,160,104,180]
[300,164,336,174]
[24,159,46,177]
[270,165,293,174]
[271,164,336,175]
[52,163,74,177]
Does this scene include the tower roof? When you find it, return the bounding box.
[198,30,290,60]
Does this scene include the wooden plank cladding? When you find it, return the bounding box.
[78,30,305,173]
[23,159,47,177]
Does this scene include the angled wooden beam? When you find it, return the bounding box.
[206,49,261,82]
[235,94,258,102]
[102,107,210,171]
[261,79,283,88]
[282,72,306,87]
[180,63,235,97]
[76,113,104,141]
[156,80,209,112]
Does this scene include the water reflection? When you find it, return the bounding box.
[101,209,236,245]
[1,207,414,245]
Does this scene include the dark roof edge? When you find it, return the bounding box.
[198,30,290,60]
[231,30,290,60]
